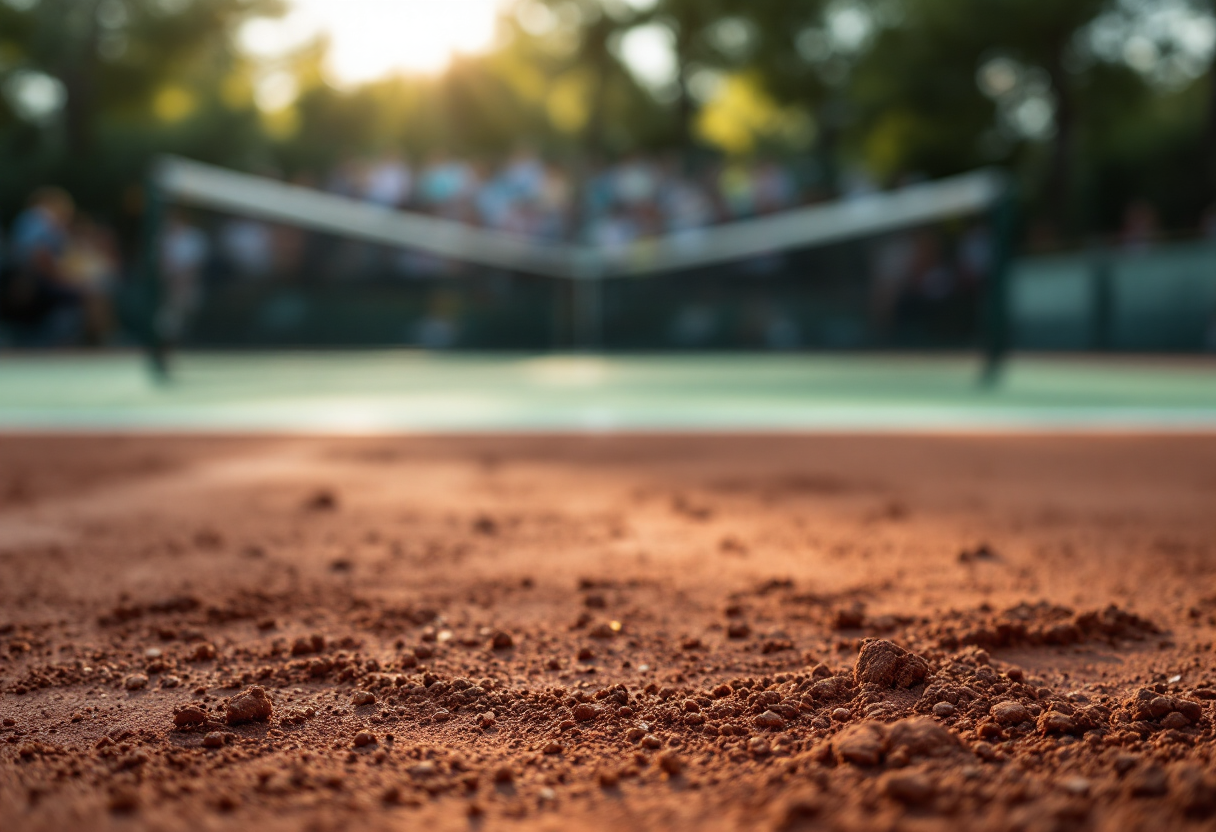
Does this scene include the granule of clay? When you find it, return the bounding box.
[1171,764,1216,816]
[835,723,886,766]
[882,771,935,805]
[1127,766,1169,798]
[190,643,217,661]
[885,718,960,759]
[107,787,140,813]
[991,701,1031,725]
[304,489,338,511]
[657,752,684,775]
[853,639,929,689]
[225,686,273,725]
[1039,712,1079,735]
[755,710,786,729]
[173,706,207,727]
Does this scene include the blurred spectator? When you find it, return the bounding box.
[158,213,210,344]
[661,177,715,233]
[754,162,799,214]
[363,152,413,209]
[958,224,993,285]
[0,187,85,346]
[871,233,918,334]
[718,162,759,219]
[417,155,479,221]
[220,218,275,278]
[61,217,120,344]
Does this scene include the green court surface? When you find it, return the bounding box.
[1,352,1214,433]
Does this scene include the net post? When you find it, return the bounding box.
[137,158,170,383]
[980,174,1018,388]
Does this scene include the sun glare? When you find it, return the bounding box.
[241,0,504,88]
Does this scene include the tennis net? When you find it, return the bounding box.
[143,156,1012,356]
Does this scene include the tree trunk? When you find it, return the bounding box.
[675,62,695,162]
[1207,45,1216,193]
[1044,50,1075,241]
[51,0,100,156]
[672,6,712,175]
[570,20,613,244]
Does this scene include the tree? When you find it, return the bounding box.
[840,0,1127,236]
[0,0,283,219]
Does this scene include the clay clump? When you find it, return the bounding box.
[225,686,273,725]
[854,639,930,689]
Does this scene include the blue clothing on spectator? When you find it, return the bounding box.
[1,206,81,344]
[9,207,68,268]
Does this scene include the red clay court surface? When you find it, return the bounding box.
[2,432,1216,831]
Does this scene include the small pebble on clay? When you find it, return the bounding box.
[225,686,273,725]
[853,639,929,689]
[755,710,785,729]
[882,771,935,805]
[991,701,1031,726]
[173,706,207,727]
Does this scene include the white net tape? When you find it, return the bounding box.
[155,156,1007,281]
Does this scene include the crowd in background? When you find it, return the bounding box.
[4,153,1216,349]
[318,151,808,246]
[0,189,121,347]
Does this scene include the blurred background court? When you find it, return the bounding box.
[2,0,1216,430]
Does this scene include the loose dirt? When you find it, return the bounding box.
[2,434,1216,831]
